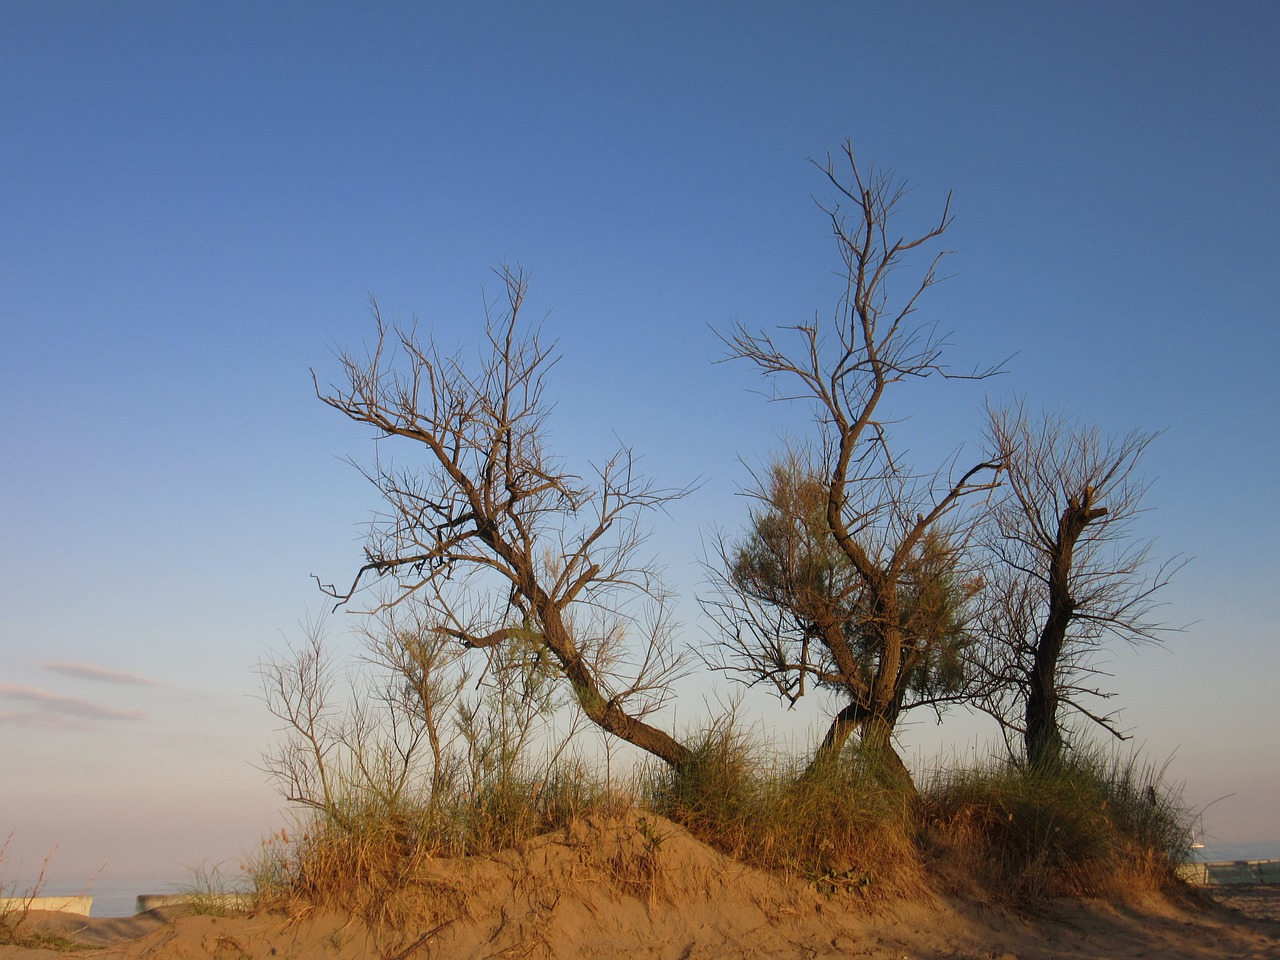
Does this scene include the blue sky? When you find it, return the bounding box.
[2,2,1277,883]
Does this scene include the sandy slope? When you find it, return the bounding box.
[4,813,1278,960]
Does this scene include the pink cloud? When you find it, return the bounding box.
[41,661,165,687]
[0,683,146,722]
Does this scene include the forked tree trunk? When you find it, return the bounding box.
[809,701,917,798]
[1025,491,1106,767]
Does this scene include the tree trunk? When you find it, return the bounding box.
[808,703,917,798]
[858,715,917,797]
[538,593,692,769]
[1024,630,1066,768]
[1025,492,1106,767]
[810,701,865,770]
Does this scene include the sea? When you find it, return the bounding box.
[15,842,1280,917]
[12,876,228,918]
[1193,841,1280,865]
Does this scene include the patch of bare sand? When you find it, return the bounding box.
[4,813,1278,959]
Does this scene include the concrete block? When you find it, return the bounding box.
[1205,861,1258,884]
[1255,860,1280,884]
[0,895,93,916]
[1179,859,1280,885]
[1196,859,1280,885]
[1177,862,1208,884]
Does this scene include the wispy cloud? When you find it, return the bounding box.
[0,683,147,722]
[0,709,96,730]
[41,661,166,688]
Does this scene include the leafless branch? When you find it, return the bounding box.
[977,399,1185,765]
[313,266,693,767]
[706,146,1000,785]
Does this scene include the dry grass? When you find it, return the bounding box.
[921,748,1194,902]
[645,723,926,901]
[0,834,92,952]
[249,816,461,930]
[247,759,634,929]
[177,862,255,916]
[576,813,673,909]
[249,712,1195,932]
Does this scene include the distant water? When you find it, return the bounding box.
[10,877,190,918]
[1194,841,1280,864]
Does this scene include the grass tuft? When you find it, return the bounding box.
[248,759,630,929]
[646,722,925,900]
[921,747,1195,901]
[0,834,93,952]
[178,861,254,916]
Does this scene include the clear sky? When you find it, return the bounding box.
[2,2,1277,884]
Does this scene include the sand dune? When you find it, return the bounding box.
[4,813,1277,959]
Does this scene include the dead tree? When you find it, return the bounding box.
[981,401,1183,767]
[708,144,1000,784]
[313,266,692,769]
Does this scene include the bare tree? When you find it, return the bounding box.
[259,605,592,826]
[980,401,1183,767]
[260,617,452,825]
[360,605,471,802]
[313,267,692,769]
[708,144,1000,784]
[259,626,348,819]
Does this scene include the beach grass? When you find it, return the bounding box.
[244,738,1194,926]
[176,861,255,917]
[920,747,1194,901]
[246,757,632,929]
[644,721,926,900]
[0,834,91,952]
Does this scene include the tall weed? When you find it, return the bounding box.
[0,835,88,952]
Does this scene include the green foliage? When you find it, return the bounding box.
[732,459,849,631]
[728,456,981,711]
[894,530,982,700]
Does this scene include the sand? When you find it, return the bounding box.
[4,813,1277,960]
